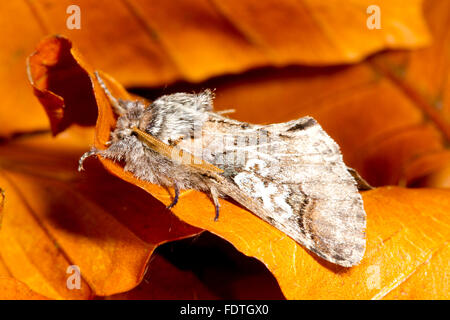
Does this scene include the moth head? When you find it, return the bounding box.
[94,72,150,141]
[137,106,154,132]
[111,101,147,141]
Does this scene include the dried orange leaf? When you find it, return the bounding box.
[0,186,4,229]
[0,277,49,300]
[27,36,98,135]
[0,167,93,299]
[1,0,430,136]
[0,1,50,137]
[368,0,450,186]
[106,254,220,300]
[22,0,431,84]
[118,181,450,299]
[0,127,201,298]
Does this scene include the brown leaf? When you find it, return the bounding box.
[0,186,4,229]
[120,181,450,298]
[383,244,450,300]
[27,36,98,135]
[106,243,287,300]
[105,254,220,300]
[0,277,49,300]
[25,0,431,82]
[0,1,50,137]
[369,0,450,187]
[0,0,430,136]
[0,127,201,298]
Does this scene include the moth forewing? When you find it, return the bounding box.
[190,115,366,267]
[152,113,366,267]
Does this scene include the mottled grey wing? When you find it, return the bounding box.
[203,116,366,267]
[149,87,366,267]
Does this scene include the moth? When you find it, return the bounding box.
[80,72,369,267]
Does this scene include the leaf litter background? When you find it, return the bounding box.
[0,0,449,299]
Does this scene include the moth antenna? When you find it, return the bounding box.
[78,148,98,171]
[94,71,126,116]
[167,184,180,209]
[210,186,221,221]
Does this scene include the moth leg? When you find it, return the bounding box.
[78,148,98,171]
[167,184,180,209]
[210,186,220,221]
